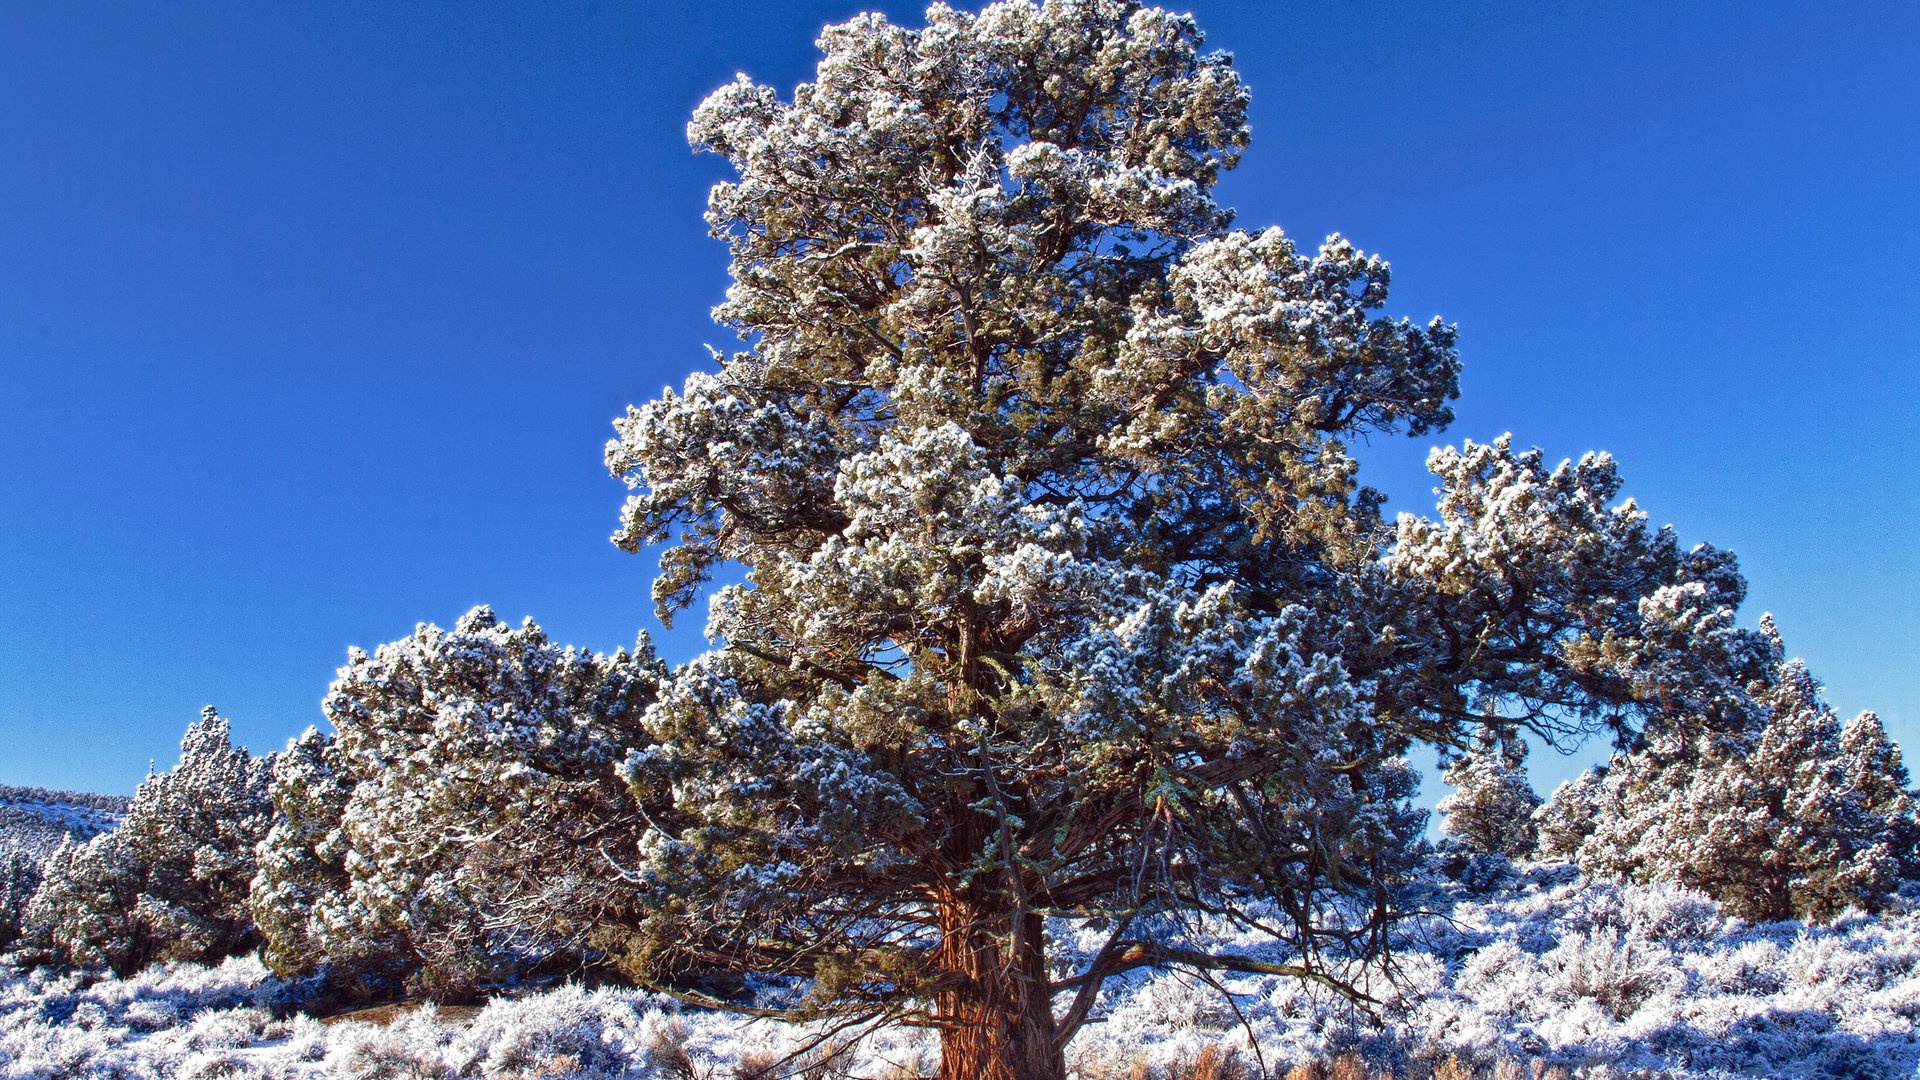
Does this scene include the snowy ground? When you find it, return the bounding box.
[0,787,126,861]
[3,862,1917,1079]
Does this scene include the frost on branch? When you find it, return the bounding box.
[26,708,271,976]
[249,607,664,997]
[1379,436,1771,748]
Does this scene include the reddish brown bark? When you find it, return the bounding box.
[933,903,1065,1080]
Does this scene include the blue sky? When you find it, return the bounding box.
[0,0,1913,811]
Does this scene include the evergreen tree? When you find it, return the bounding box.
[1437,738,1541,858]
[1569,639,1914,923]
[1840,709,1919,879]
[250,726,369,982]
[601,4,1761,1077]
[26,708,272,975]
[250,607,663,997]
[1533,767,1607,862]
[0,851,44,953]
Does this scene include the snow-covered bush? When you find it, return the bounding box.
[2,864,1918,1077]
[24,708,272,975]
[250,606,665,998]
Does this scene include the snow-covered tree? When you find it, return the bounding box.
[0,850,41,952]
[1565,633,1914,923]
[250,607,663,997]
[1437,738,1541,858]
[1840,708,1919,879]
[250,726,371,983]
[1533,768,1607,862]
[26,708,272,975]
[600,5,1763,1078]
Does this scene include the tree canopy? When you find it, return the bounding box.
[27,709,271,976]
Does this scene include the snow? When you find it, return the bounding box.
[5,862,1917,1078]
[0,787,127,862]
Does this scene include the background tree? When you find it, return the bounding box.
[0,851,38,951]
[1533,768,1606,862]
[26,708,271,975]
[250,606,664,999]
[1560,623,1914,922]
[1437,737,1540,859]
[603,4,1764,1078]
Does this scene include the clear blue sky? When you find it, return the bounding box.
[1,1,1913,810]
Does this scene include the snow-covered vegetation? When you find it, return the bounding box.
[3,3,1915,1078]
[0,787,127,862]
[3,863,1917,1078]
[0,786,131,955]
[26,709,271,976]
[251,608,663,999]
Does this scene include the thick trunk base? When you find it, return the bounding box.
[934,907,1065,1080]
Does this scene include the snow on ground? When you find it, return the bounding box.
[0,787,127,861]
[3,863,1917,1078]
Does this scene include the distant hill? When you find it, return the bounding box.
[0,784,129,862]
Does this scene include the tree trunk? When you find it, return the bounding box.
[934,902,1065,1080]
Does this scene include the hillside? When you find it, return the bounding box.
[0,785,128,862]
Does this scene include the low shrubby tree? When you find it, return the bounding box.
[250,606,663,998]
[597,4,1770,1076]
[1437,738,1540,859]
[1538,620,1916,922]
[1532,770,1605,862]
[0,850,42,952]
[25,708,272,975]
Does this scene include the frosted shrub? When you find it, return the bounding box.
[1123,974,1239,1031]
[454,986,648,1079]
[1692,938,1784,995]
[1455,941,1548,1022]
[1547,928,1672,1021]
[1615,883,1719,943]
[0,870,1918,1079]
[178,1005,275,1051]
[1558,880,1720,944]
[323,1005,460,1079]
[639,1015,702,1079]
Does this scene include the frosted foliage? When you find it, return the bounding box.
[1568,643,1918,923]
[5,867,1920,1079]
[1383,437,1769,743]
[1438,746,1541,858]
[249,606,664,993]
[0,852,38,951]
[1533,770,1605,861]
[599,3,1793,1075]
[24,709,272,976]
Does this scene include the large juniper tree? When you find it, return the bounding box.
[604,4,1758,1077]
